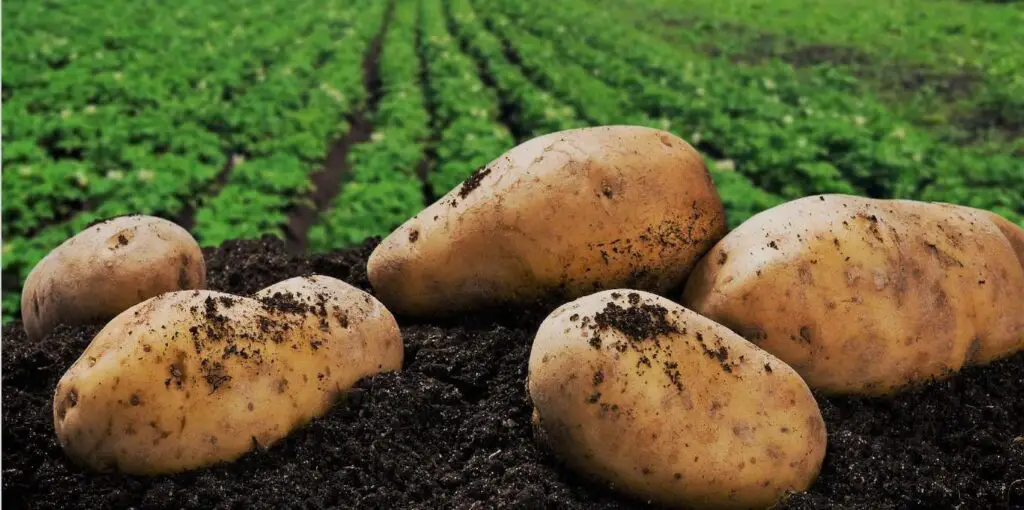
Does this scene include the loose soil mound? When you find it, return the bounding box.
[3,237,1022,509]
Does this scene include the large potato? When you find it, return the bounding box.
[682,195,1024,395]
[368,125,726,317]
[22,215,206,341]
[52,275,402,475]
[529,290,826,509]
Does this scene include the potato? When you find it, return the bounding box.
[682,195,1024,395]
[528,290,826,509]
[368,125,726,317]
[22,215,206,342]
[52,275,402,475]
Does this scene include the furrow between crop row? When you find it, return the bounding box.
[417,0,515,199]
[176,153,239,232]
[415,1,442,206]
[189,0,389,249]
[442,8,528,144]
[285,2,395,253]
[443,0,585,140]
[306,0,428,251]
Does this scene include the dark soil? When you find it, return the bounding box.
[3,237,1023,509]
[456,166,492,199]
[592,296,677,342]
[283,5,392,253]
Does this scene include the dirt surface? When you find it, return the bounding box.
[3,237,1023,509]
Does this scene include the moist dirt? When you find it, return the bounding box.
[2,237,1022,509]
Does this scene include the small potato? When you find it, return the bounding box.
[369,125,726,317]
[529,290,826,509]
[22,215,206,342]
[52,275,402,475]
[682,195,1024,395]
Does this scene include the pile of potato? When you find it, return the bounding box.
[369,126,1024,508]
[25,125,1023,508]
[25,216,402,475]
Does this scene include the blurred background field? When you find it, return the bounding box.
[2,0,1022,322]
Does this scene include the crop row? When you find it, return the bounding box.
[309,0,522,251]
[5,0,1019,325]
[193,0,386,247]
[598,0,1023,155]
[486,18,654,130]
[0,0,382,321]
[474,0,1023,227]
[2,0,303,238]
[442,0,781,229]
[444,0,583,139]
[615,0,1024,83]
[443,0,780,227]
[419,0,515,198]
[450,0,783,227]
[307,0,427,251]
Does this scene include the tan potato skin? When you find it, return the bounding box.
[682,195,1024,395]
[979,210,1024,272]
[22,215,206,342]
[529,290,826,509]
[52,275,402,475]
[368,125,727,317]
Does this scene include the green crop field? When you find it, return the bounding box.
[2,0,1022,323]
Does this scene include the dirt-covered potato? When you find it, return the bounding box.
[52,275,402,475]
[528,289,826,509]
[368,125,726,317]
[683,195,1024,395]
[21,215,206,342]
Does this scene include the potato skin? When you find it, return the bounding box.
[979,209,1024,272]
[682,195,1024,395]
[368,125,727,317]
[528,290,826,509]
[22,215,206,342]
[52,275,402,475]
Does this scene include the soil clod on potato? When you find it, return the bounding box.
[457,165,491,199]
[2,236,1021,509]
[257,291,310,316]
[593,296,678,341]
